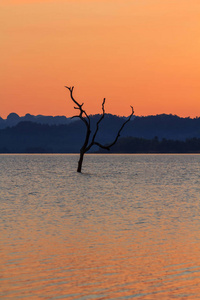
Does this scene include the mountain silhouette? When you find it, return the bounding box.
[0,113,72,129]
[0,113,200,153]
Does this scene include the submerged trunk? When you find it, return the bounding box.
[77,151,84,173]
[66,86,134,173]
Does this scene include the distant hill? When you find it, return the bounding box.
[0,121,85,153]
[128,114,200,140]
[0,113,72,129]
[0,113,200,153]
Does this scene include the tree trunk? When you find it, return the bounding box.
[66,86,134,173]
[77,151,84,173]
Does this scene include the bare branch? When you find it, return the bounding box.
[94,142,110,151]
[105,106,134,148]
[65,85,92,172]
[65,85,134,172]
[86,98,106,151]
[85,103,134,153]
[96,106,134,151]
[65,86,90,128]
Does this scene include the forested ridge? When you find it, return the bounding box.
[0,113,200,153]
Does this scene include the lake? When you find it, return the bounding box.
[1,154,200,299]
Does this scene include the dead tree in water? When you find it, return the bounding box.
[65,86,134,173]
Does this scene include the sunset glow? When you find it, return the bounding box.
[1,0,200,118]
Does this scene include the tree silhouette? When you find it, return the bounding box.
[65,86,134,172]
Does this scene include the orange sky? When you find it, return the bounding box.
[1,0,200,118]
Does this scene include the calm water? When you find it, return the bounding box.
[1,154,200,299]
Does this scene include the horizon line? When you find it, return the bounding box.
[1,112,199,120]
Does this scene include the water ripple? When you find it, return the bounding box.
[1,154,200,299]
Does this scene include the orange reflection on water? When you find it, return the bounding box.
[1,209,200,300]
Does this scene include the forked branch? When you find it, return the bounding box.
[85,98,106,151]
[65,86,90,129]
[65,86,134,172]
[103,105,134,149]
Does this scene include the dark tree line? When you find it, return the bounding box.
[1,124,200,154]
[99,136,200,153]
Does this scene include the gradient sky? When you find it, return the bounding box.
[1,0,200,118]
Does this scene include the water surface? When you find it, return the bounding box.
[1,154,200,299]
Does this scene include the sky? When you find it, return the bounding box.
[1,0,200,118]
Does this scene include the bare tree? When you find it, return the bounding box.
[65,86,134,173]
